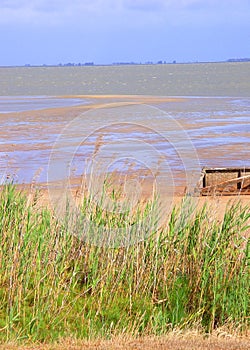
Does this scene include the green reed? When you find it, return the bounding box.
[0,184,249,342]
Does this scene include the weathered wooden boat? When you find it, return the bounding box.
[199,167,250,195]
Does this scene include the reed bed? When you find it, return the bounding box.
[0,184,249,342]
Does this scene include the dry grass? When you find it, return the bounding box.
[1,333,250,350]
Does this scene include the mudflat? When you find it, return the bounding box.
[1,95,249,193]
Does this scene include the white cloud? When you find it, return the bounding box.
[124,0,165,11]
[0,0,105,24]
[123,0,250,13]
[0,0,249,26]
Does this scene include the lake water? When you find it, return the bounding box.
[0,63,249,192]
[0,62,249,96]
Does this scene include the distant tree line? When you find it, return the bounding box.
[22,58,250,68]
[57,62,94,67]
[112,60,176,65]
[227,58,250,62]
[24,61,177,67]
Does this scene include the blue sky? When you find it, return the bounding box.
[0,0,249,65]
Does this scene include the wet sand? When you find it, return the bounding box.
[0,95,249,210]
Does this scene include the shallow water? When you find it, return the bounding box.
[0,96,88,113]
[0,96,249,192]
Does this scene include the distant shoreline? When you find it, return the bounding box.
[1,58,250,69]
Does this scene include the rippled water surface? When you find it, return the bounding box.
[0,62,250,96]
[0,96,88,113]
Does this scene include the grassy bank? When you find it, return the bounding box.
[0,184,249,343]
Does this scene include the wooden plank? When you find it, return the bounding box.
[205,171,238,187]
[198,168,250,195]
[201,174,250,195]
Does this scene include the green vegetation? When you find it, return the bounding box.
[0,184,249,343]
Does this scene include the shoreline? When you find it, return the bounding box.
[3,180,249,223]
